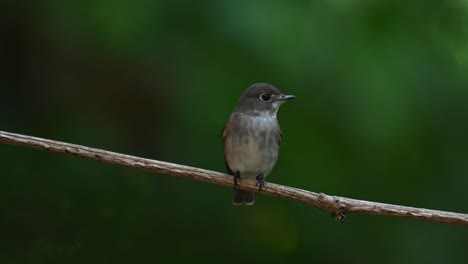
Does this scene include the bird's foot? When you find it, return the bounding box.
[234,171,241,189]
[255,174,266,190]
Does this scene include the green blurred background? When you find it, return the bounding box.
[1,0,468,263]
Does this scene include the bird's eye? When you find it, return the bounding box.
[260,93,271,102]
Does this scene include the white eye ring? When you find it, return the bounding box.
[259,93,271,102]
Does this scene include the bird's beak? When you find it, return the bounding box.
[278,94,296,101]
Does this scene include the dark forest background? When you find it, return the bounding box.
[1,0,468,263]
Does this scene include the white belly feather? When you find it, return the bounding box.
[224,113,280,179]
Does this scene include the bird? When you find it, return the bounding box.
[221,83,295,205]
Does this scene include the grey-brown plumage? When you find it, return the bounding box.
[222,83,295,205]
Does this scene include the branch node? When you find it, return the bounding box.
[332,211,346,223]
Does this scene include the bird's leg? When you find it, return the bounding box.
[234,170,241,189]
[255,174,266,190]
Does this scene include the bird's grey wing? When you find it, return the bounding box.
[221,121,234,175]
[278,130,283,146]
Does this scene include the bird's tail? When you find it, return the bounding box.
[232,190,255,205]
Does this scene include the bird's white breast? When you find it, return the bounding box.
[224,112,280,179]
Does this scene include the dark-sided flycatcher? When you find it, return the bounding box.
[222,83,295,205]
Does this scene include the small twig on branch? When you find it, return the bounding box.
[0,130,467,226]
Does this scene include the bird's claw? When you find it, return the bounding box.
[234,171,241,189]
[255,174,266,190]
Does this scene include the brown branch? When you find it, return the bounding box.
[1,130,467,226]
